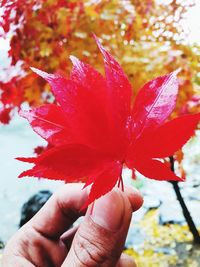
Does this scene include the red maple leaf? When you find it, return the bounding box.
[17,36,200,207]
[0,107,12,124]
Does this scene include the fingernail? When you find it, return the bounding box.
[119,254,137,267]
[90,190,124,231]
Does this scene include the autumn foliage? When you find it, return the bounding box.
[0,0,199,187]
[0,0,200,126]
[17,37,200,206]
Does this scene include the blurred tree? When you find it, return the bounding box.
[0,0,199,123]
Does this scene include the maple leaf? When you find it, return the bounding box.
[17,37,200,207]
[0,107,12,124]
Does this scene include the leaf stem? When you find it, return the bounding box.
[117,177,121,188]
[120,174,124,192]
[117,174,124,192]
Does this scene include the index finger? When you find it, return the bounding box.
[29,183,87,239]
[26,183,143,239]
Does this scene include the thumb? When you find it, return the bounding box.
[62,188,133,267]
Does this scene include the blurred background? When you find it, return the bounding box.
[0,0,200,266]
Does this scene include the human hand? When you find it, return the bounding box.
[3,183,143,267]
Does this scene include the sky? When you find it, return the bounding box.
[181,1,200,44]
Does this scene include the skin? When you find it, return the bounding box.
[3,183,143,267]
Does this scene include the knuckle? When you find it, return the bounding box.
[73,224,118,266]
